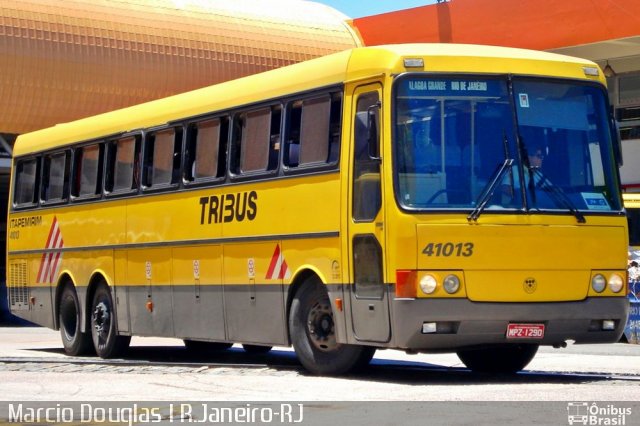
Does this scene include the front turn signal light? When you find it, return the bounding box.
[396,270,417,298]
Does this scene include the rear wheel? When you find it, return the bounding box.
[242,344,272,354]
[59,284,93,356]
[90,284,130,358]
[289,276,375,375]
[457,344,538,374]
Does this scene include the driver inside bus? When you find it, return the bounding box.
[501,143,547,204]
[527,145,545,170]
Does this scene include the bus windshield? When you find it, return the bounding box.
[394,76,621,214]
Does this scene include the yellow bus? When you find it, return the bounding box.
[7,44,629,375]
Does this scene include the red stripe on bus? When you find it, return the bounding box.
[37,218,59,283]
[49,251,62,283]
[279,259,289,280]
[43,217,58,249]
[36,252,48,283]
[266,244,281,279]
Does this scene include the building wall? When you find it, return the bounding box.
[0,0,360,134]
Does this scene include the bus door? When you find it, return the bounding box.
[347,83,391,343]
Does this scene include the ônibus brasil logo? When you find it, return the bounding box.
[567,402,632,425]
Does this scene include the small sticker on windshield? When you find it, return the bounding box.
[519,93,530,108]
[581,192,610,210]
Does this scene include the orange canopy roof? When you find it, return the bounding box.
[352,0,640,50]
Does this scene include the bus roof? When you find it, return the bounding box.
[14,43,601,157]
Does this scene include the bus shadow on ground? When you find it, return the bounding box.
[30,345,301,367]
[28,346,621,386]
[358,361,615,386]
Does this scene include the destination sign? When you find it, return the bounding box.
[397,78,506,98]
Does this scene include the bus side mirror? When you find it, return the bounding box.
[367,101,381,161]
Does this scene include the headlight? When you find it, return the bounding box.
[591,274,606,293]
[443,274,460,294]
[608,274,624,293]
[419,274,437,294]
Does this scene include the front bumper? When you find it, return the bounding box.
[391,297,629,351]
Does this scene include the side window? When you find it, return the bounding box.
[353,91,381,221]
[41,151,71,203]
[231,105,281,176]
[185,117,229,183]
[143,128,183,188]
[285,92,342,169]
[13,158,40,207]
[72,143,104,198]
[106,135,141,193]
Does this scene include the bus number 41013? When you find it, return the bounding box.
[422,242,474,257]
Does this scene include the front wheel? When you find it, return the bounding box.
[59,284,93,356]
[289,277,375,375]
[457,344,538,374]
[90,284,130,358]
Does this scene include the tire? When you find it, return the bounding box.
[457,344,539,374]
[58,284,93,356]
[90,284,130,358]
[184,340,233,354]
[289,277,376,375]
[242,344,272,354]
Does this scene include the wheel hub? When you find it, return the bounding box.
[93,301,110,338]
[307,301,337,352]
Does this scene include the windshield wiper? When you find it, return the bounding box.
[529,168,586,223]
[467,158,514,222]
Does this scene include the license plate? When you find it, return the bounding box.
[506,323,545,339]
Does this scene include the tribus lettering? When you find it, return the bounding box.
[199,191,258,225]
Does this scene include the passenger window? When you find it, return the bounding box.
[231,106,281,175]
[143,128,183,188]
[13,158,40,206]
[73,144,104,198]
[106,136,141,193]
[185,117,228,182]
[41,151,70,203]
[286,93,342,168]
